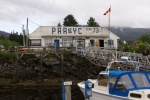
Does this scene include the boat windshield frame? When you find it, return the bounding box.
[105,60,140,73]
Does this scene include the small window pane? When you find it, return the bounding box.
[108,40,114,45]
[109,77,117,88]
[132,73,150,88]
[121,75,134,89]
[97,74,108,87]
[114,75,134,92]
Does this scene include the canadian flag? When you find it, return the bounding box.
[103,7,111,15]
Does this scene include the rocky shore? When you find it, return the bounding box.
[0,51,104,100]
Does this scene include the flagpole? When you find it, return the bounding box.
[108,5,111,47]
[103,6,111,48]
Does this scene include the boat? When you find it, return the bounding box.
[77,57,150,100]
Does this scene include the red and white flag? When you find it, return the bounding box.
[103,7,111,15]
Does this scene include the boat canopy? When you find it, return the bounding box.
[109,71,150,97]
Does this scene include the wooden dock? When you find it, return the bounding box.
[2,46,150,71]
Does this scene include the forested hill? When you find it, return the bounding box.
[0,31,10,38]
[108,27,150,41]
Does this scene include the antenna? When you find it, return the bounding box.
[22,25,25,47]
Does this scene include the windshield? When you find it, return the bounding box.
[97,74,108,87]
[110,74,134,92]
[132,73,150,88]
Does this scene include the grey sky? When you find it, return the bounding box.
[0,0,150,33]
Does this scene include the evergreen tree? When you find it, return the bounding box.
[0,35,5,39]
[138,34,150,44]
[9,32,23,45]
[87,17,100,27]
[57,23,62,27]
[63,14,78,26]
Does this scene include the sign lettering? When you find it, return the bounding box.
[52,27,101,35]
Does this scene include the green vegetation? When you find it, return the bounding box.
[62,14,100,27]
[0,38,20,49]
[118,34,150,53]
[9,32,23,45]
[0,31,22,49]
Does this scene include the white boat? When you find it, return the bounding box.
[77,57,150,100]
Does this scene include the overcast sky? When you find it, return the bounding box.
[1,0,150,34]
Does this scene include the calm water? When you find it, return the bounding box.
[0,85,84,100]
[0,88,61,100]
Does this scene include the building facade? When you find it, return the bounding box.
[29,26,119,50]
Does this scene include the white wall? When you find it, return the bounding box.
[109,31,120,48]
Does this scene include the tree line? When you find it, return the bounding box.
[0,31,21,49]
[60,14,99,27]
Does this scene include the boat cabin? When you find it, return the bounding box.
[97,71,150,97]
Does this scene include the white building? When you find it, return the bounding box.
[29,26,119,50]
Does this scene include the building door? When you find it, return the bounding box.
[54,40,59,51]
[90,40,94,47]
[77,40,85,48]
[99,40,104,47]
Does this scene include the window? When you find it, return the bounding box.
[132,73,150,88]
[108,40,114,45]
[114,75,134,92]
[121,75,134,89]
[97,74,108,87]
[130,93,141,98]
[62,38,73,47]
[109,77,117,88]
[77,41,85,48]
[147,74,150,80]
[45,38,53,46]
[30,39,41,46]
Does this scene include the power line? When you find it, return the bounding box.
[28,20,41,26]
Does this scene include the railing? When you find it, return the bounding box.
[2,46,77,53]
[78,47,150,71]
[2,46,150,71]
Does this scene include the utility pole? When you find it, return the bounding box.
[22,25,25,47]
[26,18,29,47]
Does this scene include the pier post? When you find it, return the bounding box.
[62,81,72,100]
[61,54,64,79]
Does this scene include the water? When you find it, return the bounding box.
[0,88,61,100]
[0,85,84,100]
